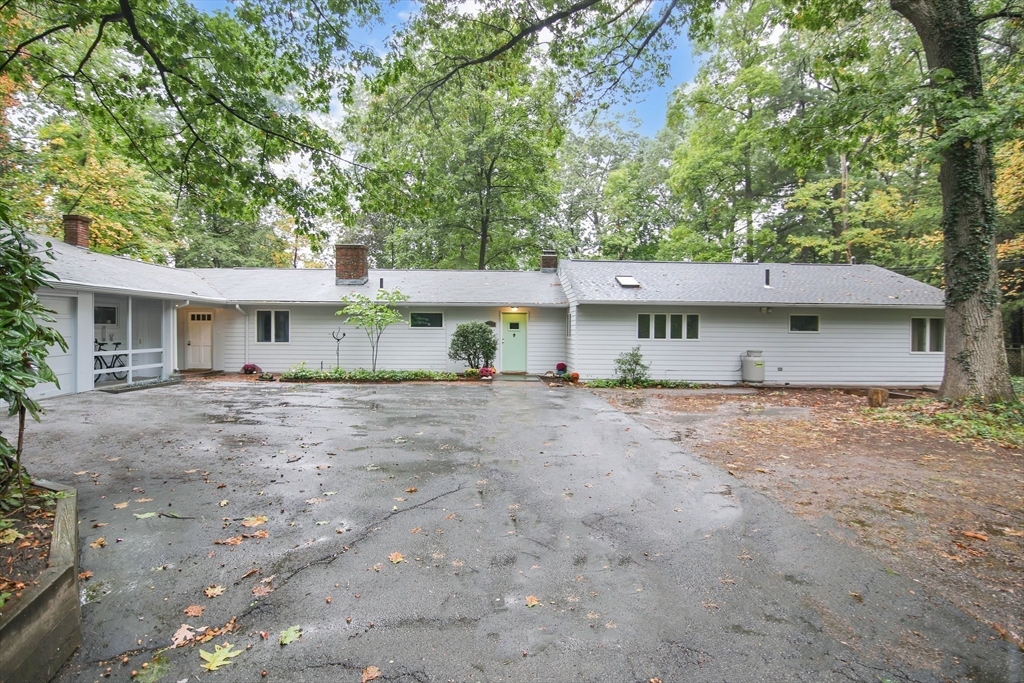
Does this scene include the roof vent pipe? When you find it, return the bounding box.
[764,268,771,288]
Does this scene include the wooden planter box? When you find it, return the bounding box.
[0,479,81,683]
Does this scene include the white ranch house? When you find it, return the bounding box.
[27,216,946,398]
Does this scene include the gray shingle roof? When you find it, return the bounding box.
[32,235,224,301]
[190,268,567,306]
[560,260,944,308]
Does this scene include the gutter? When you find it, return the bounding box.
[235,305,248,364]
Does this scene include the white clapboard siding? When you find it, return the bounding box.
[525,307,568,375]
[218,305,567,374]
[573,304,946,385]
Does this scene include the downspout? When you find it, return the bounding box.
[173,300,190,374]
[235,305,249,364]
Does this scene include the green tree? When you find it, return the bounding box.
[552,119,642,257]
[1,0,369,227]
[2,118,176,262]
[600,129,684,260]
[337,289,408,372]
[350,16,565,270]
[0,206,68,501]
[448,322,498,369]
[173,204,291,268]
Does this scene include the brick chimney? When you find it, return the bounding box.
[63,214,92,248]
[540,249,558,273]
[335,244,368,284]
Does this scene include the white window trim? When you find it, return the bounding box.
[789,314,820,334]
[410,312,444,328]
[637,312,701,341]
[910,317,944,354]
[255,309,291,344]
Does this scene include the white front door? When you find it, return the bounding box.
[187,312,213,369]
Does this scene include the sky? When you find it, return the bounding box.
[190,0,699,137]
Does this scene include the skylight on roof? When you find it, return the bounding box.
[615,275,640,288]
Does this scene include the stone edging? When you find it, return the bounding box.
[0,479,81,683]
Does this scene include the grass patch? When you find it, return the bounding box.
[281,364,458,382]
[585,378,703,389]
[872,396,1024,449]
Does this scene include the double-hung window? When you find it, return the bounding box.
[911,318,944,353]
[638,313,699,340]
[256,310,290,343]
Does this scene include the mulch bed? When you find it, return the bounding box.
[0,488,56,607]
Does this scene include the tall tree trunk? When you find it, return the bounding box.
[890,0,1015,401]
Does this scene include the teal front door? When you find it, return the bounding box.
[501,313,528,373]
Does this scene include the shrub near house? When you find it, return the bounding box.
[448,322,498,371]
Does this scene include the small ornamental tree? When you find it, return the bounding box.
[448,322,498,370]
[614,346,650,386]
[0,205,67,501]
[337,289,408,372]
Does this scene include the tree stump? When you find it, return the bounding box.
[867,388,889,408]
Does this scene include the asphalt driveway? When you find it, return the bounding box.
[7,381,1021,682]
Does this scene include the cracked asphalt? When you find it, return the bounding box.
[7,381,1021,682]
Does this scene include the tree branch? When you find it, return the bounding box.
[0,23,72,74]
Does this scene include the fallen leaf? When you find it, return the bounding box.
[90,537,107,549]
[962,531,989,542]
[241,515,268,528]
[525,595,540,607]
[73,470,88,475]
[410,527,422,534]
[445,513,456,520]
[0,529,25,544]
[134,512,157,519]
[388,552,405,564]
[324,491,337,496]
[204,585,225,598]
[405,487,418,493]
[172,624,196,647]
[247,529,269,539]
[78,570,94,581]
[184,469,199,474]
[252,584,274,597]
[279,625,302,645]
[184,605,205,618]
[215,536,243,546]
[113,502,129,509]
[199,642,242,671]
[1003,528,1024,537]
[219,500,229,507]
[135,498,154,503]
[305,497,325,505]
[91,522,107,528]
[361,666,382,682]
[240,568,259,580]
